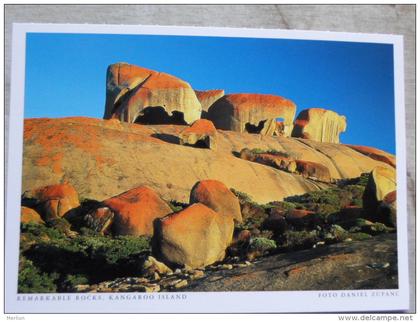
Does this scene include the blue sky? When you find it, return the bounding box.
[24,33,395,153]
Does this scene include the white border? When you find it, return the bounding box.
[5,23,409,313]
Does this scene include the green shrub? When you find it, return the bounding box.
[279,230,319,250]
[18,257,58,293]
[249,148,300,159]
[78,235,151,264]
[285,187,358,216]
[19,223,152,292]
[250,237,277,252]
[271,201,297,212]
[324,224,348,242]
[62,274,89,290]
[230,188,252,203]
[348,232,372,241]
[168,200,187,213]
[21,222,64,241]
[337,173,370,187]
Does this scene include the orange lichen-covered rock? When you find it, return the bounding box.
[152,203,234,268]
[179,119,217,150]
[346,145,396,168]
[206,93,296,136]
[292,108,346,143]
[194,89,225,112]
[103,186,172,236]
[22,183,80,220]
[295,160,331,183]
[21,206,44,224]
[190,179,242,223]
[104,62,201,124]
[23,117,395,206]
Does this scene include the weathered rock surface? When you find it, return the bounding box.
[206,93,296,136]
[190,179,242,223]
[83,207,114,235]
[363,166,396,222]
[292,108,347,143]
[240,149,297,173]
[104,62,201,124]
[346,144,396,168]
[194,89,225,113]
[21,206,44,224]
[182,234,397,291]
[239,149,330,182]
[179,119,217,150]
[103,186,172,236]
[22,117,394,204]
[153,203,234,268]
[295,160,331,183]
[22,183,80,220]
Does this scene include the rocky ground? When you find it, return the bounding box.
[72,233,397,293]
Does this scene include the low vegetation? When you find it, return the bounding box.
[19,223,151,293]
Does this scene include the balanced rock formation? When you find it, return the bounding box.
[190,179,242,223]
[22,183,80,220]
[346,144,396,168]
[103,186,172,236]
[194,89,225,114]
[292,108,346,143]
[104,62,201,125]
[153,203,234,268]
[206,93,296,136]
[179,119,217,150]
[21,206,44,224]
[363,166,396,224]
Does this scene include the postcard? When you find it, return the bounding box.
[5,23,409,313]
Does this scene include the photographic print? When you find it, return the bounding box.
[6,24,408,313]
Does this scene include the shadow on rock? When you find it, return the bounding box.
[151,133,180,145]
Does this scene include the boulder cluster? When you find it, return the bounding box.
[21,179,242,269]
[104,62,347,144]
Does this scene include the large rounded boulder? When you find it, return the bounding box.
[22,183,80,220]
[103,186,172,236]
[104,62,202,125]
[152,203,234,268]
[190,179,242,223]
